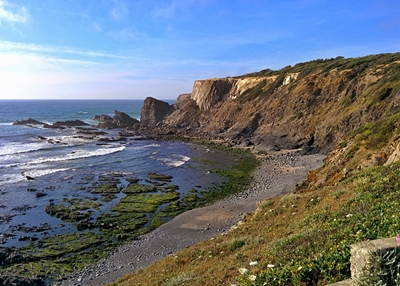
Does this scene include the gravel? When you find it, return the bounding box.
[53,151,325,286]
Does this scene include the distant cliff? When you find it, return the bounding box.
[141,53,400,184]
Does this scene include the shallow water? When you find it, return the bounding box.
[0,100,236,247]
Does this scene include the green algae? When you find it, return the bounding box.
[0,232,112,280]
[122,183,157,194]
[91,182,120,194]
[150,200,186,229]
[147,172,173,182]
[44,198,102,223]
[112,191,180,213]
[0,146,257,283]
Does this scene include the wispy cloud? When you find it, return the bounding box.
[0,0,28,25]
[110,0,129,21]
[0,41,135,60]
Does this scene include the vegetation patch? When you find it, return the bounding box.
[122,183,157,194]
[44,198,102,224]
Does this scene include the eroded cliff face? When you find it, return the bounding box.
[144,53,400,160]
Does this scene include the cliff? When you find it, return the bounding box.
[145,54,400,154]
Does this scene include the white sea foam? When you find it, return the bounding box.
[23,168,70,179]
[28,146,126,165]
[152,154,191,167]
[0,168,70,185]
[0,135,91,157]
[144,143,161,148]
[0,142,47,156]
[0,146,126,169]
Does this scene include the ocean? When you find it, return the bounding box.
[0,100,233,247]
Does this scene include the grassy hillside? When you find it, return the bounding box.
[110,161,400,286]
[110,53,400,285]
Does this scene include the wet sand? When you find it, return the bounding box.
[55,151,325,286]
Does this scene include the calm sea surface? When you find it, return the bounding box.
[0,100,232,247]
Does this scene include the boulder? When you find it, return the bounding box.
[140,97,175,128]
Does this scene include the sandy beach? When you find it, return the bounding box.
[55,150,325,286]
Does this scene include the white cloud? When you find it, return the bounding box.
[0,0,28,25]
[0,41,134,60]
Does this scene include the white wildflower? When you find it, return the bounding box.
[249,261,258,266]
[249,275,257,281]
[239,268,249,275]
[267,264,275,268]
[346,214,353,218]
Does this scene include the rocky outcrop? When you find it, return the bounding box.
[13,118,89,129]
[140,97,174,128]
[93,110,140,129]
[52,120,90,127]
[13,118,45,125]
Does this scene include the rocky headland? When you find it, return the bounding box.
[5,52,400,285]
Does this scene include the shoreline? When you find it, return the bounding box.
[55,150,325,286]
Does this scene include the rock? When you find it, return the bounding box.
[26,176,35,181]
[43,123,65,129]
[52,120,90,127]
[93,114,113,122]
[35,192,47,198]
[12,118,45,125]
[76,128,108,136]
[94,111,139,129]
[113,110,140,128]
[140,97,175,128]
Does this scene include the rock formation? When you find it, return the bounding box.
[13,118,45,125]
[93,110,140,129]
[140,97,174,128]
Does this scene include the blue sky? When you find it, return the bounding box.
[0,0,399,100]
